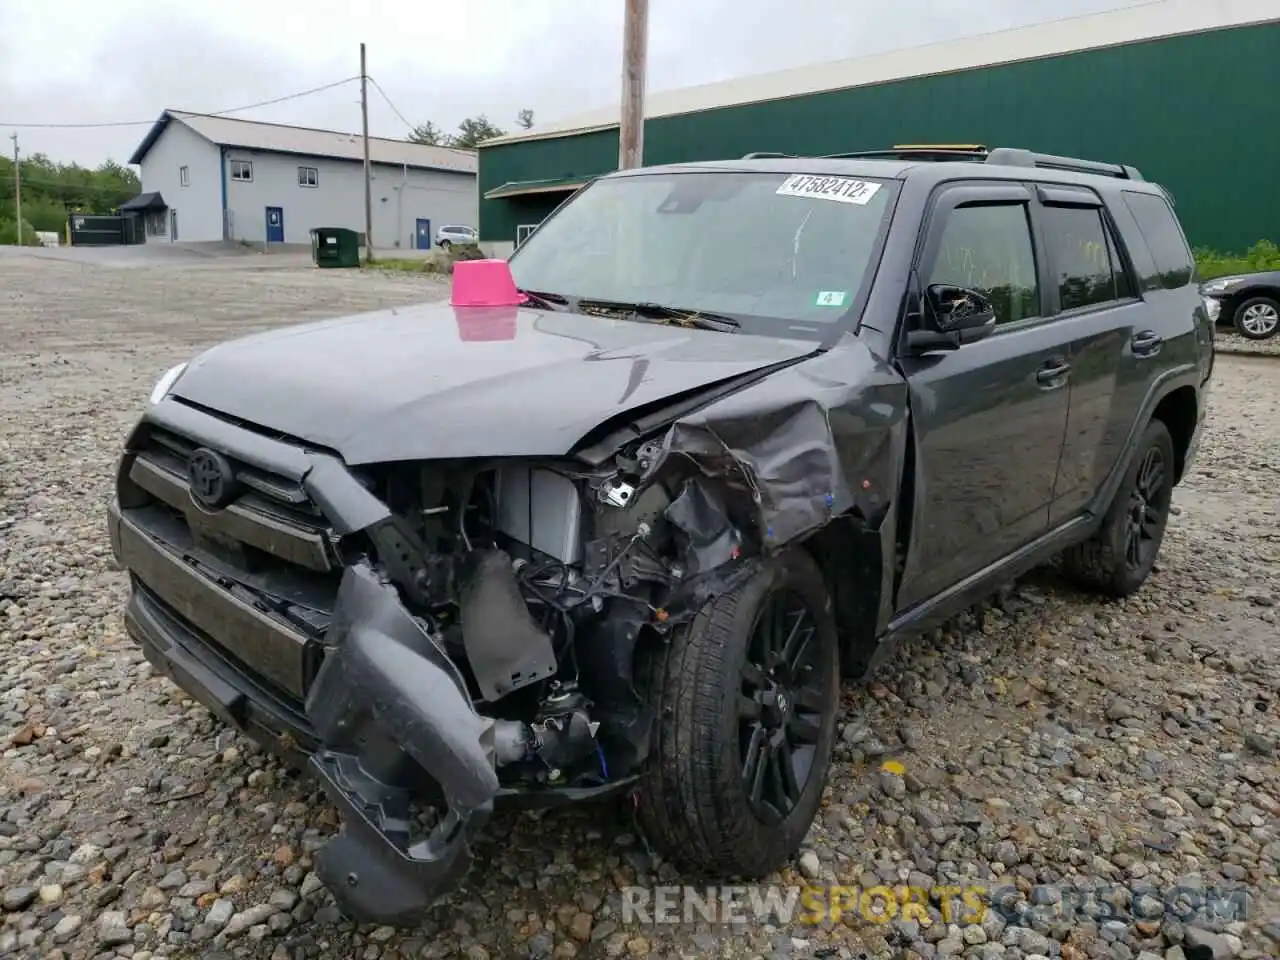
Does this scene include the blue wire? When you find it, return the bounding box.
[597,744,609,779]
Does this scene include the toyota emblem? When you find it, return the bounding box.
[187,448,237,509]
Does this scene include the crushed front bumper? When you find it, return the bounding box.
[108,399,501,926]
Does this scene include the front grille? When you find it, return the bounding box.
[118,424,344,698]
[140,428,327,538]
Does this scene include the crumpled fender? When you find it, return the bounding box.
[646,337,908,550]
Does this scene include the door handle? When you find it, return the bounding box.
[1036,360,1071,386]
[1132,331,1163,357]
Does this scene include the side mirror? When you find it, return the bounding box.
[907,284,997,353]
[929,284,996,331]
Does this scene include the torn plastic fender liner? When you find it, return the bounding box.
[304,563,500,924]
[646,341,909,552]
[460,548,558,702]
[664,480,742,575]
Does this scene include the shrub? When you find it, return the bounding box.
[448,242,485,263]
[0,219,42,246]
[1194,240,1280,280]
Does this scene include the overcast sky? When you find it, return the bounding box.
[2,0,1149,168]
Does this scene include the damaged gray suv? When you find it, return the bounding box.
[108,145,1214,925]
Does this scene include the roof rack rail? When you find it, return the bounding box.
[984,148,1144,181]
[738,144,1144,180]
[822,147,989,163]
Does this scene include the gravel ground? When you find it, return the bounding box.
[1,251,1277,960]
[1213,329,1280,358]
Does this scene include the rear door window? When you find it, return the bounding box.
[1122,191,1195,290]
[1040,205,1132,311]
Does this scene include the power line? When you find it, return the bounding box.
[1,76,362,129]
[207,77,362,119]
[367,75,416,134]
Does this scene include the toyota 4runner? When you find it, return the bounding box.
[107,145,1214,926]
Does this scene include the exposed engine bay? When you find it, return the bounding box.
[354,440,753,793]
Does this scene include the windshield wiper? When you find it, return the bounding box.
[579,298,740,333]
[518,289,569,310]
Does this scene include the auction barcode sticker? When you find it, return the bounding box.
[776,175,882,205]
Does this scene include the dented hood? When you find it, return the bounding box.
[170,301,819,464]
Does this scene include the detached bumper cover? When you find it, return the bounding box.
[107,400,502,925]
[305,564,499,925]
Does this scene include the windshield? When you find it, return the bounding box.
[508,170,895,335]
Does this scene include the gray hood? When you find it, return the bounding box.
[171,301,819,464]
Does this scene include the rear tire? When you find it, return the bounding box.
[1233,295,1280,340]
[636,548,839,877]
[1062,418,1174,598]
[439,240,452,251]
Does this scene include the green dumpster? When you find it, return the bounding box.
[311,227,361,268]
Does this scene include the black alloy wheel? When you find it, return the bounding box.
[1123,443,1168,574]
[739,589,828,825]
[1063,417,1175,597]
[636,548,840,877]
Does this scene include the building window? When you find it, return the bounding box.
[297,166,318,187]
[516,224,539,246]
[230,160,253,182]
[179,165,189,187]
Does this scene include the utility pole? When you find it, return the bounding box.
[618,0,649,170]
[360,42,374,262]
[9,133,20,246]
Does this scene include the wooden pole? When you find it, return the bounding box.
[360,43,374,262]
[10,134,20,246]
[618,0,649,170]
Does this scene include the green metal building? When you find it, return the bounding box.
[477,0,1278,257]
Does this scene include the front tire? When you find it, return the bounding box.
[1233,296,1280,340]
[1062,418,1174,597]
[636,548,839,878]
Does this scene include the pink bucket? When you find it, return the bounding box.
[450,259,528,307]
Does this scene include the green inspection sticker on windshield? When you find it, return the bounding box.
[815,291,848,307]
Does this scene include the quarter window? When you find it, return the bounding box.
[1122,191,1194,289]
[230,160,253,182]
[1041,205,1131,311]
[928,203,1039,325]
[297,166,318,187]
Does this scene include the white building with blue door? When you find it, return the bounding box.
[127,111,478,248]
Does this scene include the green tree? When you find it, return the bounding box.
[450,114,506,149]
[408,121,447,146]
[0,152,140,242]
[406,109,533,149]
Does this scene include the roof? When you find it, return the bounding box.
[129,111,477,175]
[483,0,1279,147]
[483,175,591,200]
[118,191,167,212]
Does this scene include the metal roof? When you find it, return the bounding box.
[482,0,1279,148]
[483,176,591,200]
[129,111,477,175]
[117,191,167,212]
